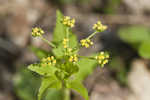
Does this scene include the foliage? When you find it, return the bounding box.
[75,58,97,81]
[13,68,40,100]
[13,68,64,100]
[27,10,109,100]
[118,26,150,59]
[29,46,50,59]
[138,40,150,59]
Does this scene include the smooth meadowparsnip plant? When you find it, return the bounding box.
[28,10,110,100]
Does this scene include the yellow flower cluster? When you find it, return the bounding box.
[61,16,75,28]
[32,27,44,37]
[69,54,78,63]
[95,52,109,67]
[93,21,107,32]
[63,38,69,48]
[80,39,93,48]
[41,56,56,66]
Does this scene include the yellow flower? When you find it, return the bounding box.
[63,38,69,49]
[95,51,109,67]
[64,45,67,48]
[69,56,73,62]
[103,59,108,65]
[52,60,56,64]
[51,56,54,60]
[93,21,107,32]
[80,39,93,48]
[32,27,44,37]
[69,54,78,63]
[41,56,56,66]
[61,16,75,28]
[47,57,51,61]
[48,62,51,66]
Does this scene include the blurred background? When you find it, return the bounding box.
[0,0,150,100]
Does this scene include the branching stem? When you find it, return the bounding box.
[87,31,97,39]
[40,36,56,48]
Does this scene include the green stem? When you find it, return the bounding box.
[79,56,95,60]
[66,28,69,39]
[63,27,70,54]
[40,36,56,48]
[87,31,97,39]
[63,88,70,100]
[62,81,70,100]
[66,27,69,47]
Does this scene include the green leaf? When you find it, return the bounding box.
[29,46,50,59]
[14,68,63,100]
[38,77,61,100]
[138,40,150,59]
[13,68,40,100]
[53,10,67,43]
[67,80,89,100]
[118,26,150,44]
[52,10,77,58]
[68,33,78,48]
[75,58,97,81]
[52,44,64,58]
[45,89,64,100]
[28,64,57,77]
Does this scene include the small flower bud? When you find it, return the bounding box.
[93,21,107,32]
[95,51,109,67]
[80,39,93,48]
[32,27,45,37]
[61,16,75,28]
[41,56,56,66]
[63,38,69,49]
[69,54,78,63]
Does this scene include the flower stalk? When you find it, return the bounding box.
[87,31,98,39]
[40,36,56,48]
